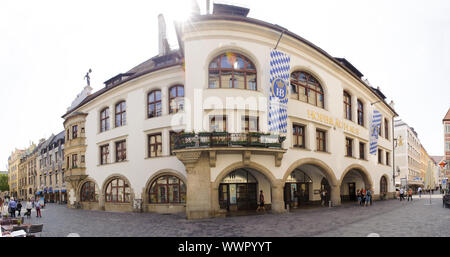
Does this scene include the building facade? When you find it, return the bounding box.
[62,4,397,219]
[443,108,450,180]
[7,149,24,198]
[36,132,67,203]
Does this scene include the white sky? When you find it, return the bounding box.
[1,0,449,169]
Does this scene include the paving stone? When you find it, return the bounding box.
[20,193,450,237]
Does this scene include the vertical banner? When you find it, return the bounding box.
[369,109,382,154]
[268,49,291,133]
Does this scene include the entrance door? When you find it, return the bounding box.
[348,183,356,201]
[298,183,309,203]
[219,184,229,210]
[236,183,257,210]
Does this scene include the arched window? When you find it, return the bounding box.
[343,91,352,120]
[115,101,126,127]
[100,107,110,132]
[147,90,162,118]
[357,99,364,126]
[169,85,184,114]
[80,181,98,202]
[149,175,186,204]
[208,53,257,90]
[105,178,130,203]
[380,176,387,194]
[290,71,324,108]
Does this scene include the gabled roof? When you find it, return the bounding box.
[443,108,450,122]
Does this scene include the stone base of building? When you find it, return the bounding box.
[144,204,186,214]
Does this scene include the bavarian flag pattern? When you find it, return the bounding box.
[268,49,291,133]
[369,109,382,154]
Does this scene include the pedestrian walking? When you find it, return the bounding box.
[407,188,413,201]
[16,200,22,216]
[25,199,32,219]
[35,199,42,218]
[256,190,266,212]
[365,189,372,207]
[418,187,422,198]
[8,197,17,218]
[399,188,404,201]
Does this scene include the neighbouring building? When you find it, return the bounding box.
[443,108,450,180]
[61,3,397,219]
[394,120,424,191]
[35,132,67,203]
[8,149,24,198]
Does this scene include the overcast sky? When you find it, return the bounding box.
[1,0,449,169]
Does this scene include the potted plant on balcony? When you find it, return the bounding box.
[211,131,228,146]
[248,132,265,147]
[198,132,212,147]
[179,132,196,148]
[229,133,248,146]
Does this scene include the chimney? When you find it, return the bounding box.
[158,14,170,56]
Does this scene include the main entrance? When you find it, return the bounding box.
[284,169,312,208]
[219,169,260,211]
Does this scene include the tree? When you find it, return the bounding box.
[0,174,9,192]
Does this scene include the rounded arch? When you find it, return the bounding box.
[101,173,134,202]
[205,46,261,75]
[213,161,277,189]
[142,169,187,202]
[289,66,329,109]
[282,158,339,187]
[205,47,260,91]
[339,164,374,190]
[77,177,100,201]
[379,173,390,194]
[143,169,187,204]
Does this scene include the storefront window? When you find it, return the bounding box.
[80,181,99,202]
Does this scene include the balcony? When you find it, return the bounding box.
[174,132,285,149]
[173,132,286,168]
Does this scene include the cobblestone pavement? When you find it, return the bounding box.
[21,193,450,237]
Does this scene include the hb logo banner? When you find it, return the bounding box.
[268,49,291,133]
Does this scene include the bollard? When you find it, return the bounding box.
[328,201,332,208]
[286,204,290,212]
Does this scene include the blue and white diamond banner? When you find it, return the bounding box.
[268,49,291,133]
[369,109,382,155]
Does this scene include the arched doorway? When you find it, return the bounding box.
[284,169,312,208]
[340,166,373,202]
[283,162,337,209]
[218,168,270,212]
[380,176,388,199]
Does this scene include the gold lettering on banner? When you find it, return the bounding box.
[307,109,360,136]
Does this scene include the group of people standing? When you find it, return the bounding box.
[0,197,42,218]
[357,188,373,206]
[398,187,415,201]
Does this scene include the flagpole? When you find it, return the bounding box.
[274,30,285,50]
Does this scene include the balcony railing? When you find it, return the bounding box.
[174,132,285,150]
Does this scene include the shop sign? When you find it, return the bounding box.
[307,109,360,136]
